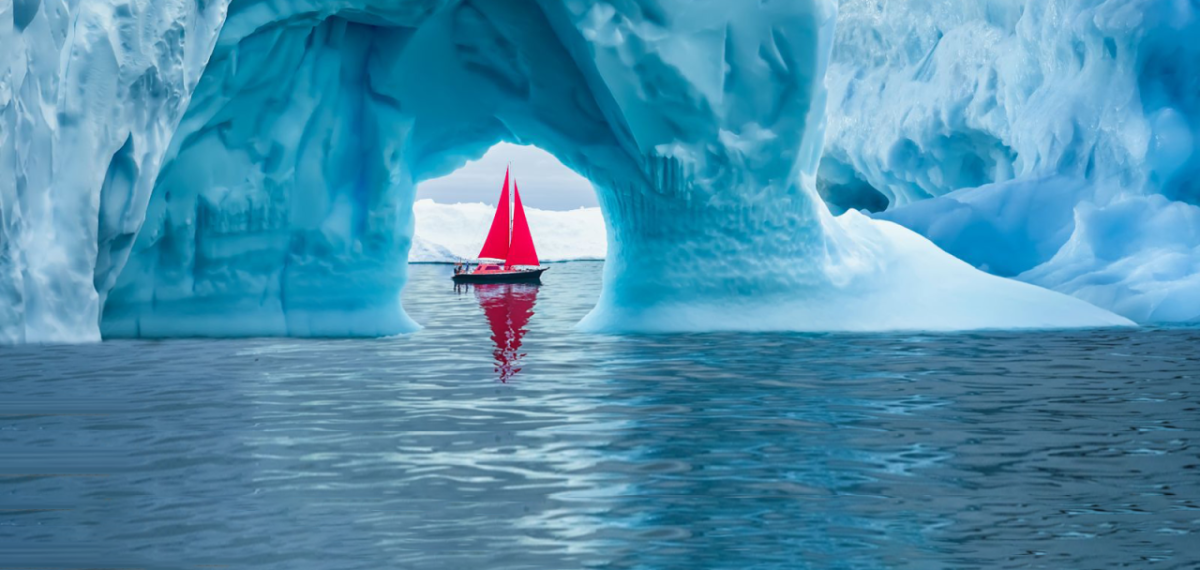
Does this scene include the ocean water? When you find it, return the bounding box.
[1,261,1198,569]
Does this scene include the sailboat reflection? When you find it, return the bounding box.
[467,283,540,383]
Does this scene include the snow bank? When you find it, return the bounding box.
[410,200,605,263]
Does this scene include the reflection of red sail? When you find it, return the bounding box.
[473,283,539,383]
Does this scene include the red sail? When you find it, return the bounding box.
[477,167,511,260]
[506,181,540,268]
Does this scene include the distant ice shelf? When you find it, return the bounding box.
[410,200,606,263]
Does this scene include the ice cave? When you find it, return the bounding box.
[7,0,1197,344]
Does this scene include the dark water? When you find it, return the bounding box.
[2,262,1199,569]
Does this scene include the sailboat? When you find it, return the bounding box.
[452,167,548,284]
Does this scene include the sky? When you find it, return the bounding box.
[416,143,599,210]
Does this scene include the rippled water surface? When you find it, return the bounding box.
[2,262,1199,569]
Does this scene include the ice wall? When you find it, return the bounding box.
[823,0,1200,322]
[101,14,423,338]
[1,0,229,343]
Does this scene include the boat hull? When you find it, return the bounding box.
[452,268,547,284]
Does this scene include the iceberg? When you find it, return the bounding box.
[1,0,1143,342]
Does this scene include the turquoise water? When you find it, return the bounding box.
[1,262,1198,569]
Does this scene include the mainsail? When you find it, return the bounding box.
[477,167,511,260]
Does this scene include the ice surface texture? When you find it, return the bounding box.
[825,0,1200,322]
[2,0,1133,342]
[1,0,227,342]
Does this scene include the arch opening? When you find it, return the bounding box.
[410,142,606,264]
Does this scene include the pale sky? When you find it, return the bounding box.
[416,143,599,211]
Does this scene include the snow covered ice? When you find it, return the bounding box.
[9,0,1195,342]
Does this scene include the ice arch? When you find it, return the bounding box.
[101,0,858,337]
[2,0,1129,343]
